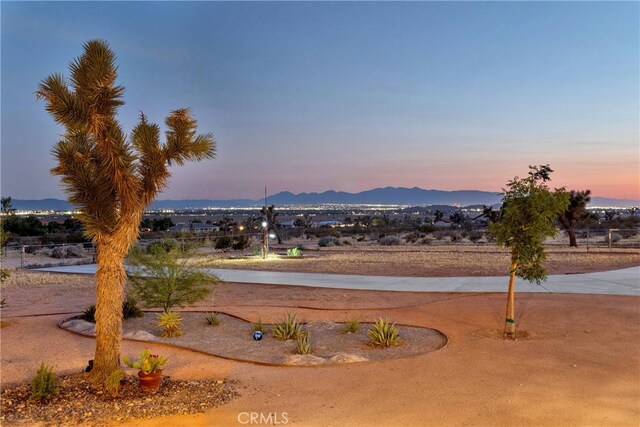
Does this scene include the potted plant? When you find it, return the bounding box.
[123,350,167,392]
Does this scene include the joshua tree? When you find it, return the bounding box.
[627,207,639,217]
[434,210,444,222]
[1,197,14,215]
[489,165,569,339]
[37,40,215,382]
[557,190,591,247]
[260,205,283,244]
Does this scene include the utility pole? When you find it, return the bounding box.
[261,186,268,259]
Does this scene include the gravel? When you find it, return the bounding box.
[0,372,238,426]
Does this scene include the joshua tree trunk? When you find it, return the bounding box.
[566,228,577,247]
[504,261,517,339]
[91,239,127,381]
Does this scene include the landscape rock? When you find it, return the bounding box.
[284,355,327,365]
[329,353,369,363]
[60,319,96,336]
[123,330,158,341]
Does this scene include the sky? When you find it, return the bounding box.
[1,1,639,201]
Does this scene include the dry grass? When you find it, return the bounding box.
[1,269,94,289]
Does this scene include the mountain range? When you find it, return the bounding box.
[9,187,638,211]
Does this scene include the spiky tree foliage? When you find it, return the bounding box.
[558,190,591,247]
[37,40,215,382]
[489,165,569,339]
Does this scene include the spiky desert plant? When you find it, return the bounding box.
[253,318,266,333]
[343,317,360,333]
[368,318,400,348]
[295,330,312,355]
[29,363,59,401]
[273,313,301,341]
[158,310,183,338]
[204,312,221,326]
[37,40,215,382]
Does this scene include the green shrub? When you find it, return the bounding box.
[468,230,484,242]
[146,239,179,255]
[295,330,312,355]
[104,370,124,398]
[287,247,303,257]
[214,236,232,249]
[232,235,251,250]
[343,318,360,333]
[0,269,10,284]
[368,318,400,348]
[30,363,59,401]
[205,312,221,326]
[158,310,183,338]
[273,313,301,341]
[127,243,219,312]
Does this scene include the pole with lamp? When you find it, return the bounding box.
[261,219,268,259]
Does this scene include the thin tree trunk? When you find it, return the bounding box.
[90,238,126,383]
[567,228,577,247]
[504,262,517,339]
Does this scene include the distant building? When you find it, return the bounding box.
[168,223,220,233]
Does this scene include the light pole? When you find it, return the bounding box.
[261,220,268,259]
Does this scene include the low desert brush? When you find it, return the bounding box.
[273,313,301,341]
[205,312,221,326]
[158,310,183,337]
[343,317,360,333]
[30,363,59,401]
[295,330,312,355]
[368,318,400,348]
[104,370,124,398]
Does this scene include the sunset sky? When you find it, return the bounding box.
[2,2,638,201]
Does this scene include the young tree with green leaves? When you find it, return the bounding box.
[558,190,591,247]
[489,165,569,339]
[37,40,215,382]
[127,240,220,313]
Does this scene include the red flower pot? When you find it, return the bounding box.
[138,370,162,392]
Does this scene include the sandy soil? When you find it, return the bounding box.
[1,270,639,426]
[204,246,640,277]
[120,313,447,365]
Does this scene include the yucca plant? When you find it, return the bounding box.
[273,313,301,341]
[343,317,360,333]
[30,363,59,401]
[158,310,183,338]
[204,312,221,326]
[253,318,266,333]
[295,330,312,355]
[367,318,400,348]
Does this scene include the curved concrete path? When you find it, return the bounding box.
[36,265,640,296]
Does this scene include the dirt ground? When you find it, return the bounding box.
[204,246,640,277]
[1,270,639,426]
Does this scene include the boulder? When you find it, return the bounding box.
[123,330,158,341]
[329,353,369,363]
[284,355,326,365]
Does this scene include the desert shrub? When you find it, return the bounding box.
[104,370,124,398]
[620,229,638,239]
[232,235,251,250]
[368,318,400,348]
[295,330,312,355]
[50,247,66,259]
[65,245,84,257]
[433,230,446,240]
[24,245,38,254]
[287,247,303,257]
[342,239,351,245]
[30,363,59,401]
[378,235,402,246]
[122,298,144,319]
[605,232,622,244]
[204,312,221,326]
[404,232,419,243]
[127,243,219,312]
[146,239,179,255]
[158,310,183,338]
[253,318,266,333]
[81,304,96,322]
[356,236,365,242]
[318,236,340,247]
[214,236,232,249]
[468,230,484,242]
[420,237,432,245]
[449,231,462,242]
[418,224,437,233]
[0,269,10,284]
[273,313,301,341]
[342,318,360,333]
